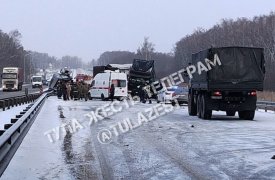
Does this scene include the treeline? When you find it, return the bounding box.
[174,12,275,90]
[0,29,84,81]
[30,53,84,70]
[0,30,28,76]
[94,13,275,90]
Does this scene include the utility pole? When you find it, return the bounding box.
[24,52,32,84]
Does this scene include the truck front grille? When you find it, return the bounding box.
[6,84,14,88]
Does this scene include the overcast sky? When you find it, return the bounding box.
[0,0,274,62]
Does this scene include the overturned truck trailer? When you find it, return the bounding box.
[128,59,156,96]
[48,69,72,90]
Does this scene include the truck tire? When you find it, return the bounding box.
[238,110,255,120]
[88,92,92,100]
[201,94,212,119]
[188,93,197,116]
[226,111,236,116]
[197,94,202,118]
[17,85,21,91]
[171,101,176,106]
[101,94,105,101]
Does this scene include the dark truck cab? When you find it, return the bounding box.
[128,59,156,96]
[188,47,265,120]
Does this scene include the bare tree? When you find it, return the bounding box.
[137,37,155,60]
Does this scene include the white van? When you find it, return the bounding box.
[89,71,128,100]
[31,75,43,88]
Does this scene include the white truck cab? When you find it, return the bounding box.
[31,75,43,88]
[1,67,23,91]
[89,71,128,100]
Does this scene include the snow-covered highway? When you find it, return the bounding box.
[2,96,275,179]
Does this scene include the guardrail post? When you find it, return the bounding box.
[17,97,20,106]
[17,98,21,105]
[11,118,19,123]
[25,87,28,96]
[5,100,10,110]
[9,99,13,108]
[0,101,4,111]
[11,98,15,107]
[0,130,5,136]
[4,124,13,130]
[16,114,23,118]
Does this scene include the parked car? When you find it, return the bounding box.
[157,86,188,105]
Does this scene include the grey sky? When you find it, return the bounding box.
[0,0,274,62]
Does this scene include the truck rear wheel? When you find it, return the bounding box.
[201,94,212,119]
[88,92,92,100]
[188,93,197,116]
[238,110,255,120]
[101,94,105,101]
[226,111,236,116]
[197,94,202,118]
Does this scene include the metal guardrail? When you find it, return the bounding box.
[257,100,275,112]
[257,100,275,106]
[0,93,41,111]
[0,91,53,176]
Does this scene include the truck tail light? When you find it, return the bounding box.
[248,91,257,96]
[211,91,222,99]
[213,91,222,96]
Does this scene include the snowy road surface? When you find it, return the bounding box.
[2,96,275,179]
[0,84,45,99]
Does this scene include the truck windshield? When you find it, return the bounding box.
[2,73,17,79]
[33,77,42,82]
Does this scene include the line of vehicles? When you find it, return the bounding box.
[1,67,50,91]
[2,46,264,121]
[88,46,266,121]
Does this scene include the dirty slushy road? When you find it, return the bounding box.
[2,96,275,179]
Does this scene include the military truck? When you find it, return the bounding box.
[188,47,265,120]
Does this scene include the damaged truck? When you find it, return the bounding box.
[188,47,265,120]
[128,59,156,96]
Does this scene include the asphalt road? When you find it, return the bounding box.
[0,84,45,99]
[2,97,275,179]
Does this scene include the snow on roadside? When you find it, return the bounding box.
[257,109,275,114]
[0,104,30,130]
